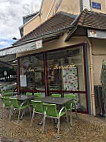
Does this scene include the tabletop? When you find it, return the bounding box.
[35,96,72,105]
[10,95,35,101]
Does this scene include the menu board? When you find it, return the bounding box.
[62,66,78,91]
[20,75,27,87]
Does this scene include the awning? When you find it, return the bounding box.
[0,40,42,57]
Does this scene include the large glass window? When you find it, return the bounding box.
[19,45,88,113]
[47,46,87,112]
[20,54,45,91]
[47,46,85,92]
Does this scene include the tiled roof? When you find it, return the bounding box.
[14,12,75,46]
[65,9,106,41]
[14,9,106,46]
[78,9,106,30]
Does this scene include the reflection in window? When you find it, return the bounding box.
[20,54,45,91]
[47,46,85,91]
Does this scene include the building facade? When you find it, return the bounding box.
[20,0,106,36]
[0,1,106,116]
[13,9,106,116]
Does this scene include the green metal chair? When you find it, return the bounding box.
[51,94,61,97]
[64,94,78,118]
[1,96,11,119]
[2,90,13,97]
[9,97,30,122]
[34,93,42,99]
[43,103,67,134]
[30,100,44,126]
[26,92,32,96]
[65,100,73,126]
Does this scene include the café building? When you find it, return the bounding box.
[0,9,106,115]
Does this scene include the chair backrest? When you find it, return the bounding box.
[43,103,58,117]
[2,96,11,108]
[3,90,13,97]
[65,101,73,111]
[64,94,75,110]
[31,100,43,113]
[34,93,42,99]
[51,94,61,97]
[64,94,75,99]
[26,92,32,96]
[10,98,20,108]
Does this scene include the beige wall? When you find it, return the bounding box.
[91,0,106,14]
[23,0,106,36]
[91,39,106,85]
[23,0,81,36]
[41,0,80,22]
[23,14,41,36]
[40,0,54,22]
[56,0,80,15]
[16,35,87,58]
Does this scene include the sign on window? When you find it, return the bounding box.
[20,75,27,87]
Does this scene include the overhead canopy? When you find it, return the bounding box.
[0,12,75,57]
[1,9,106,57]
[0,41,42,57]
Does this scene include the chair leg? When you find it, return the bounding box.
[74,103,78,118]
[70,111,72,126]
[18,109,21,122]
[66,111,69,122]
[57,118,60,134]
[28,107,31,117]
[30,110,35,127]
[21,110,25,120]
[9,108,14,121]
[43,114,46,132]
[1,106,5,119]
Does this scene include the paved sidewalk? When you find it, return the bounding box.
[0,101,106,142]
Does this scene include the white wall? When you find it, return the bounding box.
[83,0,90,10]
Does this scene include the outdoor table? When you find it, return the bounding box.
[36,96,72,126]
[10,95,35,117]
[39,96,72,105]
[10,95,35,101]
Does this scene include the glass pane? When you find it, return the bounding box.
[20,54,45,91]
[47,55,62,91]
[47,46,85,91]
[78,93,87,112]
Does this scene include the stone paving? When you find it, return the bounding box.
[0,100,106,142]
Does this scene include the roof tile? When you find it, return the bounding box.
[14,9,106,46]
[14,12,75,46]
[79,10,106,30]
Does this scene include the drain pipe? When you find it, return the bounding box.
[84,37,96,116]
